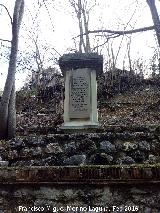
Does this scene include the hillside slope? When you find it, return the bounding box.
[99,84,160,127]
[16,83,160,134]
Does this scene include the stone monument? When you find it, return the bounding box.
[59,53,103,131]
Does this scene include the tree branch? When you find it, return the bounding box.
[0,4,12,25]
[0,38,11,43]
[42,0,62,56]
[91,34,120,51]
[75,25,155,38]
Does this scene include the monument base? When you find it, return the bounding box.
[60,122,100,133]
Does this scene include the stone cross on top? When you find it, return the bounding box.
[59,53,103,132]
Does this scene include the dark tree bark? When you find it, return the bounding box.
[147,0,160,47]
[0,0,24,139]
[69,0,92,53]
[81,2,91,53]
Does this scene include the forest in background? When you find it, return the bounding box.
[0,0,160,139]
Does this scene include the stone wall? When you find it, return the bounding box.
[1,126,159,166]
[0,126,160,212]
[0,166,160,212]
[0,178,160,212]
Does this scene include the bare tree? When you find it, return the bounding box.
[69,0,96,53]
[149,48,160,77]
[0,0,24,139]
[147,0,160,47]
[147,0,160,78]
[74,0,160,50]
[18,0,61,86]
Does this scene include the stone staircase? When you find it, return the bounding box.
[0,82,160,212]
[1,125,159,167]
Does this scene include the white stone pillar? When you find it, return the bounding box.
[59,53,103,132]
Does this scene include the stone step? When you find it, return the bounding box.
[16,124,160,135]
[1,126,159,166]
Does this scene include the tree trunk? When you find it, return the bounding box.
[82,7,91,53]
[69,0,91,53]
[77,0,83,52]
[78,0,87,52]
[0,0,24,139]
[7,81,16,139]
[147,0,160,47]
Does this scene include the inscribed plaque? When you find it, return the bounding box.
[69,69,90,118]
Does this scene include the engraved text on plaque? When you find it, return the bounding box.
[69,69,90,118]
